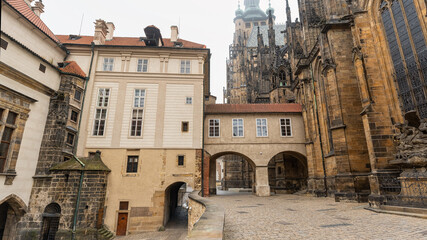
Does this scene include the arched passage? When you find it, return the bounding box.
[0,194,26,240]
[208,151,256,196]
[163,182,188,229]
[268,151,308,194]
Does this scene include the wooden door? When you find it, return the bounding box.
[116,213,128,236]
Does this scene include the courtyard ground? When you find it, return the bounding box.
[118,191,427,240]
[212,191,427,240]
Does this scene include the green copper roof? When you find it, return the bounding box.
[50,152,111,172]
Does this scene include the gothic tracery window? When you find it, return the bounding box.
[380,0,427,119]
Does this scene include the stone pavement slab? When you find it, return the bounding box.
[210,193,427,240]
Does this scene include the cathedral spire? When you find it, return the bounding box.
[286,0,291,24]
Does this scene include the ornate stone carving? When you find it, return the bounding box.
[394,112,427,167]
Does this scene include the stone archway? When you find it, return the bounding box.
[209,151,256,196]
[268,151,308,194]
[163,182,188,228]
[0,194,27,240]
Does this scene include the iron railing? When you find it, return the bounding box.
[379,170,427,208]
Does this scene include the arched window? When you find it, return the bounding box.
[380,0,427,119]
[279,70,286,86]
[40,203,61,240]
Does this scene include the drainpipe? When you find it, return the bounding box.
[73,42,95,155]
[71,155,85,240]
[308,63,328,197]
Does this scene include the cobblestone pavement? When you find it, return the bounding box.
[211,192,427,240]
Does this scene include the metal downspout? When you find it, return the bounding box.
[73,42,95,155]
[71,43,95,240]
[309,63,328,196]
[71,156,85,240]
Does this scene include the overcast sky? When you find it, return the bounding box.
[41,0,299,103]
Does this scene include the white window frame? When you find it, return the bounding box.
[208,119,220,138]
[256,118,268,137]
[130,89,146,137]
[280,118,293,137]
[102,58,114,71]
[232,118,244,137]
[93,88,110,136]
[137,59,149,72]
[180,60,191,74]
[186,97,193,105]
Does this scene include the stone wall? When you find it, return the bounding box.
[188,191,224,240]
[17,171,109,240]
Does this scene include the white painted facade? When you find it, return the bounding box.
[0,1,65,206]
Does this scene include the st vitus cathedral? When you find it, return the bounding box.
[226,0,427,206]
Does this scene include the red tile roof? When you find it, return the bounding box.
[4,0,59,42]
[58,61,86,78]
[56,35,207,49]
[205,104,303,114]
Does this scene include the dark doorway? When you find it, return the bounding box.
[163,182,188,229]
[40,203,61,240]
[116,213,128,236]
[0,202,9,239]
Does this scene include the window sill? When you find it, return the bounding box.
[122,173,139,177]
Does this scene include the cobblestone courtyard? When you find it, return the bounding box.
[117,191,426,240]
[211,192,427,240]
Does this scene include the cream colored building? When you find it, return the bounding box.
[0,1,67,238]
[203,104,307,197]
[58,20,210,236]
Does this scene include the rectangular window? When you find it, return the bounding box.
[280,118,292,137]
[131,110,143,136]
[39,63,46,73]
[66,132,75,146]
[103,58,114,71]
[180,60,191,74]
[178,155,185,166]
[119,201,129,210]
[93,88,110,136]
[74,89,82,102]
[209,119,220,137]
[130,89,145,137]
[137,59,149,72]
[186,97,193,104]
[232,118,244,137]
[181,122,189,132]
[0,38,8,50]
[70,110,79,123]
[256,118,268,137]
[126,156,138,173]
[245,23,251,28]
[0,111,17,173]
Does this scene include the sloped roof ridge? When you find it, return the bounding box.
[4,0,59,43]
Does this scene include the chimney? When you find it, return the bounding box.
[171,26,179,42]
[32,1,44,17]
[106,22,115,41]
[93,19,108,45]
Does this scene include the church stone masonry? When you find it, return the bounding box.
[285,0,427,205]
[226,0,427,206]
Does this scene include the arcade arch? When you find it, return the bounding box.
[268,151,308,194]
